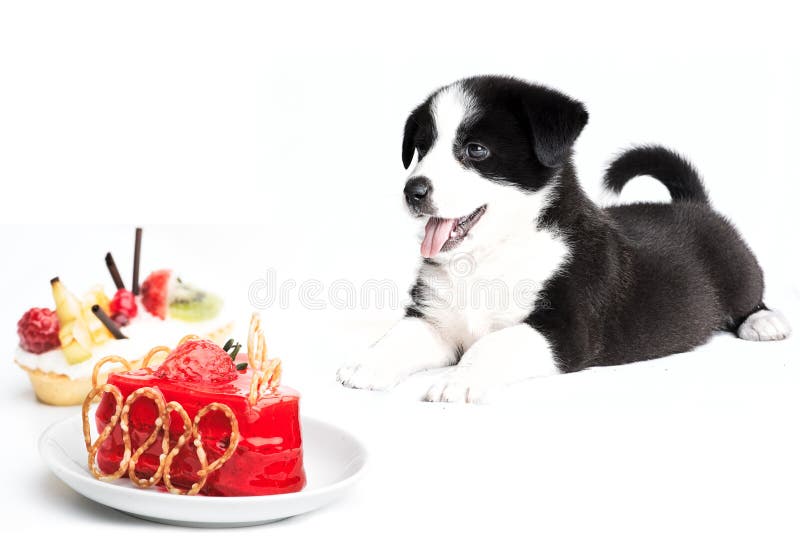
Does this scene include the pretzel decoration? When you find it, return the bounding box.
[81,335,241,495]
[82,383,128,481]
[178,334,201,345]
[140,345,171,368]
[91,355,132,389]
[166,403,241,495]
[247,313,282,405]
[122,387,167,488]
[161,402,193,494]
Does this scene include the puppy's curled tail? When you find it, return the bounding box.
[603,145,709,204]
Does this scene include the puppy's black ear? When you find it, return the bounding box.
[402,110,420,169]
[522,87,588,168]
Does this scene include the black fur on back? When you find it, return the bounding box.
[529,149,764,371]
[604,145,709,203]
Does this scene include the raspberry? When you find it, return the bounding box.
[17,308,60,354]
[109,288,138,320]
[156,339,237,384]
[140,269,171,320]
[111,312,130,327]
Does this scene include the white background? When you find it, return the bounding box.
[1,1,799,558]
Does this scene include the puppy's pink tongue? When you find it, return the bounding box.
[421,217,456,258]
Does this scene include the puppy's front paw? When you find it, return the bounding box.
[423,367,494,404]
[336,361,405,391]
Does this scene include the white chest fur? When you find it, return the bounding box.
[417,223,570,351]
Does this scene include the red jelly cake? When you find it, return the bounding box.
[81,314,306,496]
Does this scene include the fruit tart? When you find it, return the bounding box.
[14,228,233,406]
[82,314,306,496]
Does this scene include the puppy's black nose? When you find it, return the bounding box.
[404,177,431,205]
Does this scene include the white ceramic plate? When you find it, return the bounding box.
[39,414,367,527]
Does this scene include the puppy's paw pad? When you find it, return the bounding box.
[336,363,362,387]
[423,372,492,404]
[738,309,791,342]
[336,363,401,391]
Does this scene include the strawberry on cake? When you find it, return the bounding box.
[14,228,233,406]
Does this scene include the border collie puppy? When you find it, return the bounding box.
[337,75,790,403]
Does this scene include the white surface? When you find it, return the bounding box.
[1,0,799,558]
[40,414,367,527]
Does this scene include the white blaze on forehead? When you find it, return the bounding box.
[429,84,479,147]
[408,84,487,219]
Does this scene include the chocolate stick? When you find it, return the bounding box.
[105,252,125,290]
[91,305,127,340]
[132,227,142,295]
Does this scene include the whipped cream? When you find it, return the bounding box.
[14,310,233,379]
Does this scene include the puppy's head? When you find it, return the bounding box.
[402,76,588,259]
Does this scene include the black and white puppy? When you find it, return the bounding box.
[337,75,790,403]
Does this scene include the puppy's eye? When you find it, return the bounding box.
[466,143,489,161]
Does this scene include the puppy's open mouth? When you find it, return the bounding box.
[421,205,487,258]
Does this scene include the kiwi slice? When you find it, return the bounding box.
[168,279,222,322]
